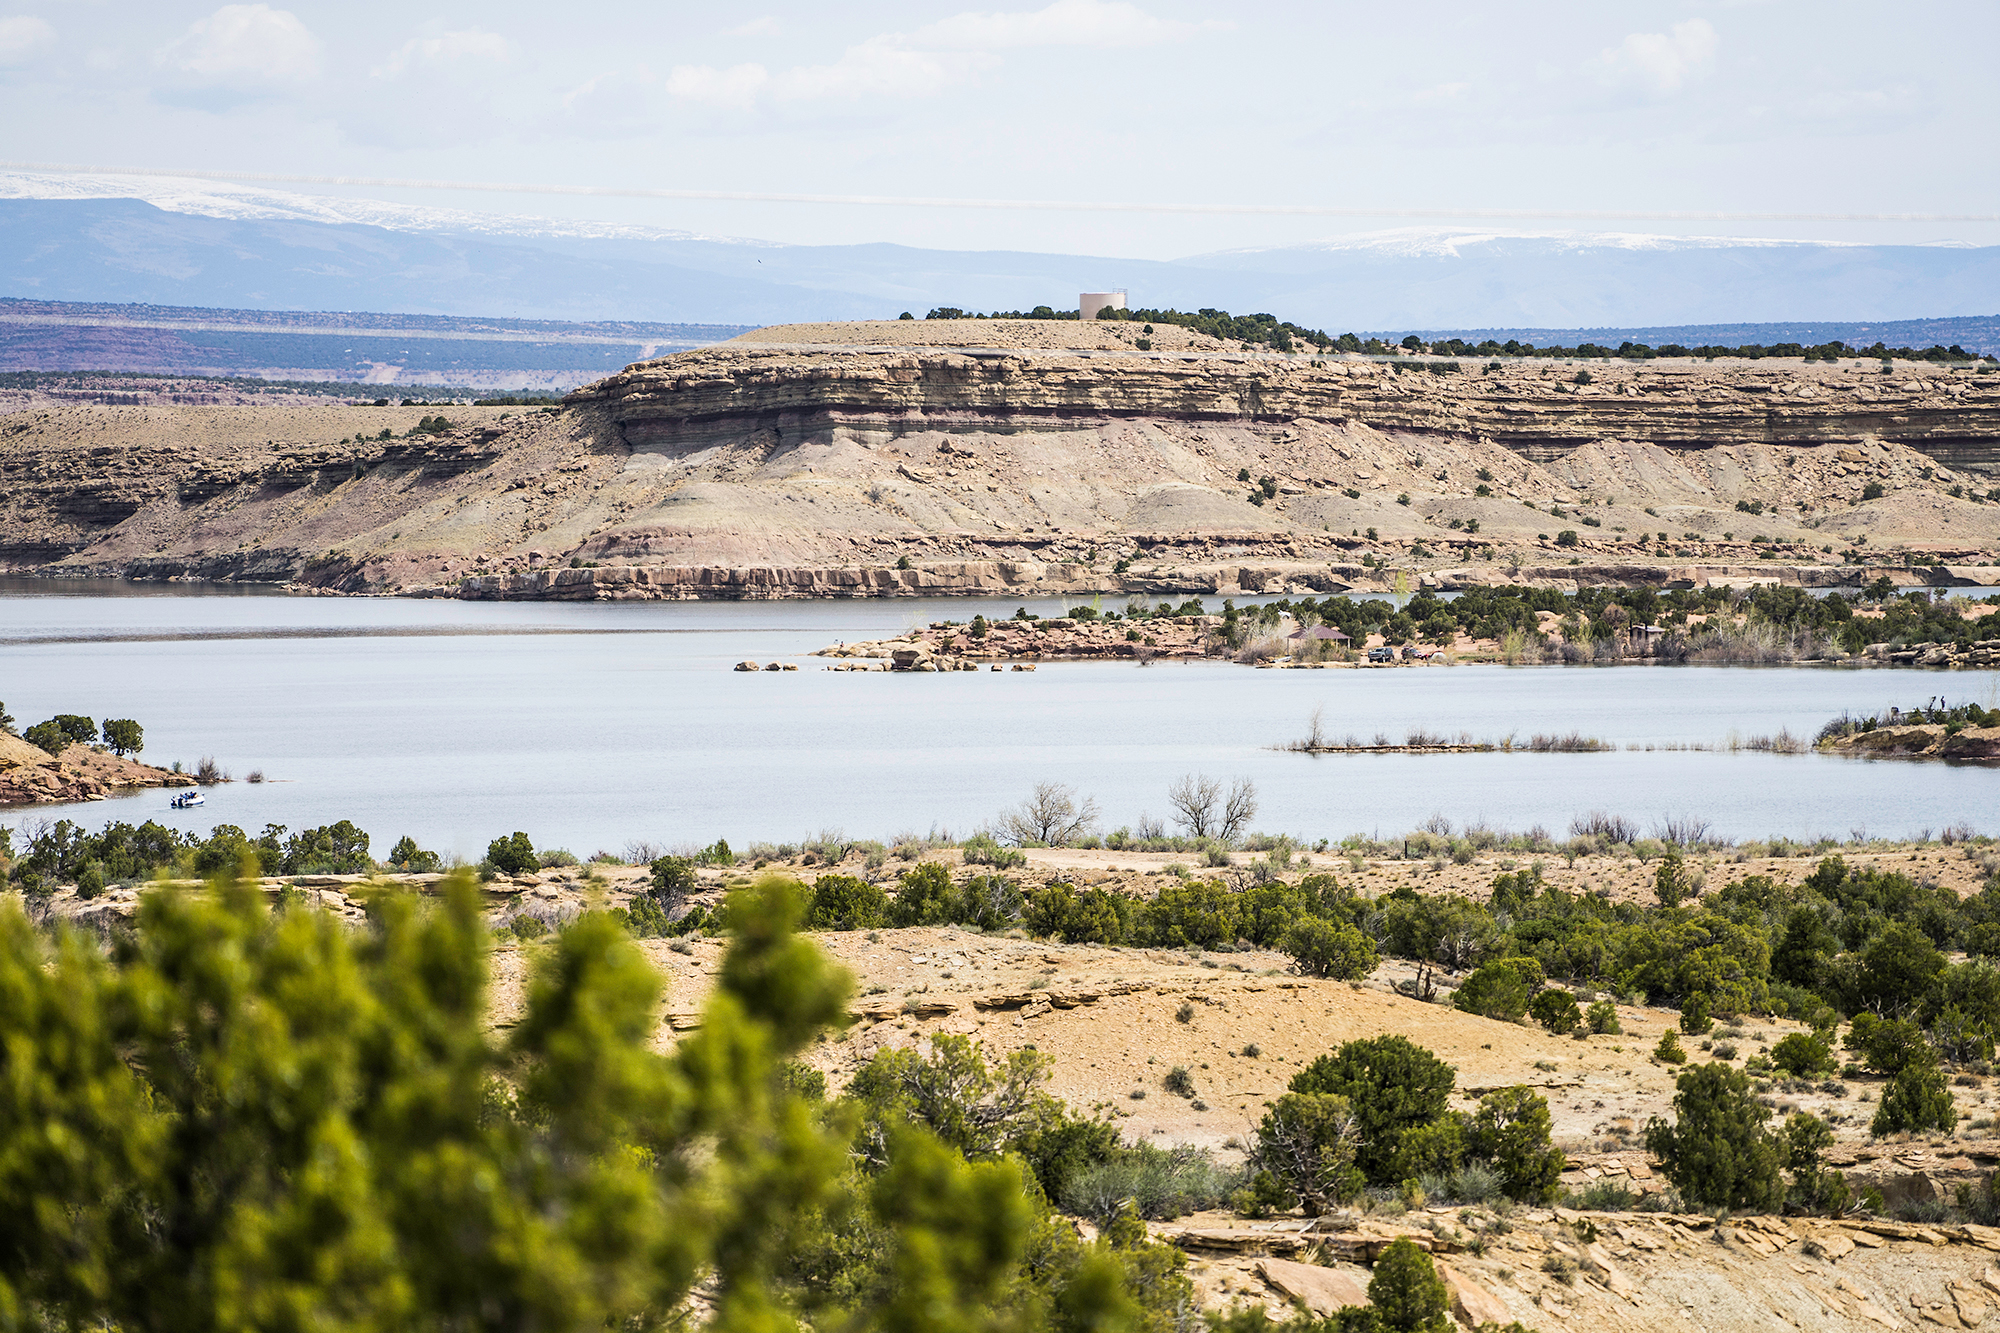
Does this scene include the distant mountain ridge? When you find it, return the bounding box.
[0,297,752,390]
[1,177,1997,356]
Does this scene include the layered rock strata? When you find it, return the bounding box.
[5,329,2000,598]
[578,340,2000,466]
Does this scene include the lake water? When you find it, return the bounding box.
[2,583,1995,860]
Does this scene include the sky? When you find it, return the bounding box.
[2,0,1996,259]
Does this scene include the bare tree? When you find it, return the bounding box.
[1652,815,1713,848]
[1296,705,1327,752]
[1166,773,1222,838]
[1219,778,1258,841]
[999,782,1099,847]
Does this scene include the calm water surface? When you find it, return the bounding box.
[2,584,1994,859]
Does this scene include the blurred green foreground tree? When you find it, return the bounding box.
[0,873,1178,1333]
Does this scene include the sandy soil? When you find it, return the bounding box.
[467,841,2000,1161]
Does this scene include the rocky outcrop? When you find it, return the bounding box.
[0,735,192,807]
[818,615,1221,664]
[1822,722,2000,759]
[576,343,2000,469]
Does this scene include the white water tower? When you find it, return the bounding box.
[1079,290,1127,320]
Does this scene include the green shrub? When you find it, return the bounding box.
[1283,918,1378,980]
[487,832,537,875]
[953,874,1024,932]
[1568,1178,1638,1210]
[1057,1141,1237,1222]
[1453,957,1542,1023]
[1138,879,1237,948]
[1468,1086,1564,1202]
[0,873,1206,1333]
[74,861,105,900]
[1845,1013,1928,1074]
[102,719,144,756]
[1249,1091,1365,1212]
[1585,999,1621,1034]
[22,721,66,756]
[1291,1036,1456,1185]
[1234,878,1322,948]
[1011,1104,1120,1203]
[650,855,697,897]
[1643,1063,1784,1211]
[1784,1112,1852,1214]
[1023,881,1126,944]
[1872,1054,1958,1137]
[1771,1031,1836,1078]
[1383,1115,1465,1182]
[1528,989,1582,1035]
[1367,1237,1451,1333]
[1654,1031,1687,1064]
[387,836,442,873]
[805,874,887,931]
[890,862,955,927]
[622,894,674,938]
[961,832,1026,869]
[507,914,550,941]
[276,822,372,875]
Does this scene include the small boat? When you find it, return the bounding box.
[170,790,205,809]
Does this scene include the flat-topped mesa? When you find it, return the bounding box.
[8,321,2000,599]
[570,322,2000,467]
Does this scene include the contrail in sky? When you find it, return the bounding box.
[3,160,1995,224]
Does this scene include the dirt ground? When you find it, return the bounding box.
[469,840,2000,1161]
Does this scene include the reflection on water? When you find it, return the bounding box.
[2,590,1994,859]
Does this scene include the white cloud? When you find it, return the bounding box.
[666,0,1206,109]
[1595,18,1718,95]
[664,61,769,109]
[0,14,54,66]
[774,39,969,101]
[912,0,1218,50]
[722,17,781,38]
[156,4,319,87]
[373,26,510,80]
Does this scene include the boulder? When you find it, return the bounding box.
[1944,727,2000,759]
[1255,1257,1368,1315]
[1435,1260,1513,1326]
[734,660,760,672]
[1855,1169,1939,1210]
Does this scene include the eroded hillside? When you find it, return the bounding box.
[4,320,2000,597]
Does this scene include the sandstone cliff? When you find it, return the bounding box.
[4,322,2000,598]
